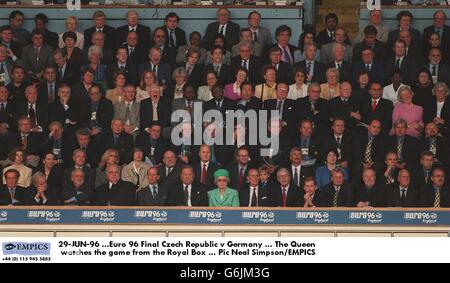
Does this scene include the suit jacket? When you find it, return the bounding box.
[264,43,298,65]
[423,96,450,130]
[321,182,355,207]
[324,61,352,83]
[203,97,236,122]
[138,61,172,86]
[56,62,79,85]
[175,63,204,87]
[44,134,74,165]
[421,63,450,86]
[37,81,60,104]
[235,96,263,112]
[13,101,48,132]
[0,185,28,206]
[204,63,232,86]
[0,58,15,86]
[63,165,96,191]
[353,40,388,63]
[421,136,449,166]
[79,98,114,132]
[201,21,241,51]
[99,131,134,165]
[84,25,116,50]
[352,61,386,85]
[296,97,330,132]
[423,25,450,53]
[21,43,54,74]
[320,131,354,164]
[208,187,240,207]
[159,45,178,67]
[137,183,168,206]
[320,42,353,65]
[316,29,352,49]
[360,97,394,135]
[159,26,187,49]
[329,95,362,129]
[93,180,136,206]
[7,132,43,156]
[116,24,151,49]
[286,165,314,188]
[353,132,386,166]
[123,44,148,65]
[157,162,183,186]
[252,26,273,48]
[273,61,293,85]
[409,165,433,190]
[263,98,296,136]
[0,40,22,59]
[166,181,208,206]
[385,183,421,207]
[48,99,78,128]
[230,55,263,84]
[26,187,59,206]
[294,60,325,83]
[420,183,450,208]
[387,134,420,165]
[239,184,269,207]
[6,82,30,106]
[114,100,140,133]
[171,98,203,125]
[355,185,386,207]
[193,161,220,190]
[385,56,418,86]
[139,97,171,129]
[61,182,93,206]
[387,28,422,51]
[226,163,252,191]
[267,184,304,207]
[0,101,14,131]
[135,134,171,166]
[106,60,138,88]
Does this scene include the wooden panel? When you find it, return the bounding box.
[280,232,335,237]
[337,233,392,237]
[112,232,167,237]
[393,233,449,238]
[168,232,223,237]
[224,232,279,237]
[0,231,54,237]
[56,231,111,237]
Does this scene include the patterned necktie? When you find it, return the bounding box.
[169,30,175,48]
[251,188,258,207]
[434,188,441,208]
[397,138,403,162]
[152,186,158,200]
[253,31,258,42]
[214,65,220,76]
[365,137,374,164]
[152,102,158,121]
[48,84,54,103]
[306,62,312,77]
[59,67,63,80]
[430,138,437,156]
[386,169,395,184]
[283,46,293,65]
[333,186,340,207]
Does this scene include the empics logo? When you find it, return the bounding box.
[2,242,51,256]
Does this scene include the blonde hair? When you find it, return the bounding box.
[99,149,119,168]
[397,85,414,103]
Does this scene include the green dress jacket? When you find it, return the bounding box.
[208,187,240,207]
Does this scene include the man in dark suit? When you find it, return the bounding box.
[352,46,385,85]
[267,46,292,84]
[266,25,298,66]
[159,12,187,50]
[409,151,435,191]
[296,82,330,133]
[235,82,262,112]
[294,44,324,83]
[98,119,133,166]
[151,27,178,67]
[303,177,328,207]
[53,50,79,85]
[387,119,420,168]
[321,168,354,207]
[293,119,321,168]
[135,122,171,166]
[37,65,59,104]
[13,85,48,133]
[267,168,304,207]
[423,47,450,86]
[121,31,148,65]
[329,82,362,130]
[21,30,54,76]
[263,83,296,137]
[0,86,14,146]
[421,122,449,166]
[386,169,421,207]
[45,121,73,165]
[137,167,169,206]
[360,82,394,136]
[355,168,386,208]
[27,172,59,205]
[420,167,450,207]
[6,65,29,105]
[230,43,262,85]
[61,168,93,206]
[7,117,43,162]
[240,168,269,207]
[138,47,172,87]
[422,10,450,56]
[83,11,116,50]
[204,46,232,85]
[78,85,114,137]
[385,39,418,86]
[192,145,220,190]
[66,128,100,168]
[0,169,28,206]
[176,50,204,88]
[323,44,352,83]
[157,150,183,186]
[139,86,171,130]
[316,13,351,49]
[106,46,138,88]
[0,44,17,87]
[353,25,388,63]
[320,118,354,169]
[203,84,236,122]
[0,25,22,59]
[116,10,151,49]
[62,149,96,190]
[201,7,240,51]
[226,147,255,192]
[166,166,208,207]
[286,148,314,189]
[93,165,136,206]
[34,13,58,49]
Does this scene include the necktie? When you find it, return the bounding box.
[282,188,287,207]
[129,47,134,56]
[366,64,370,71]
[219,25,225,36]
[152,102,158,121]
[238,167,244,191]
[336,136,341,148]
[217,101,222,109]
[167,167,172,176]
[152,186,158,199]
[434,188,441,208]
[169,30,175,48]
[400,189,406,206]
[372,100,377,112]
[333,187,340,207]
[432,65,437,77]
[283,46,293,65]
[29,105,36,127]
[214,65,220,76]
[59,67,63,80]
[251,188,258,207]
[365,137,374,164]
[425,171,430,184]
[397,138,403,162]
[187,101,192,112]
[253,31,258,42]
[337,63,341,70]
[396,58,401,69]
[242,60,248,70]
[186,65,192,77]
[0,103,4,114]
[201,164,207,184]
[276,100,282,111]
[21,134,27,150]
[386,168,395,184]
[306,62,312,76]
[35,47,40,62]
[125,103,131,124]
[293,168,299,187]
[430,138,437,156]
[152,64,157,73]
[48,84,54,103]
[184,185,190,206]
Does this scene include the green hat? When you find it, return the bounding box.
[214,169,230,181]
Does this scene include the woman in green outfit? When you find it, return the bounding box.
[208,169,240,207]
